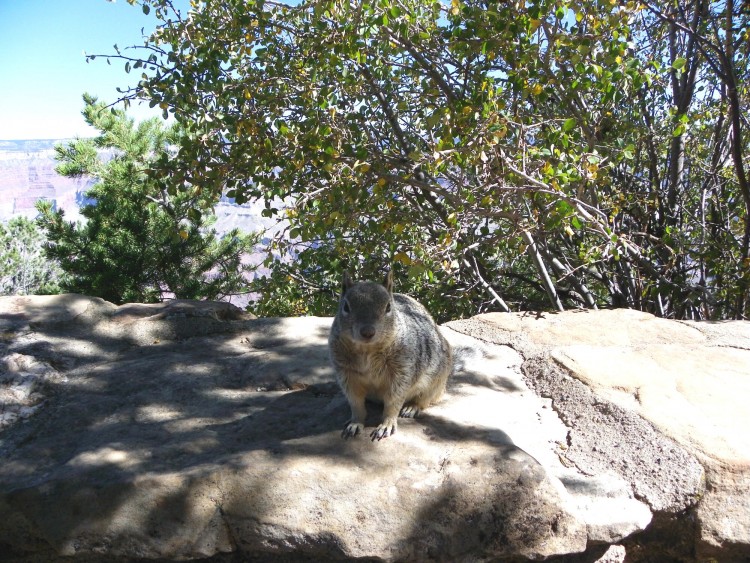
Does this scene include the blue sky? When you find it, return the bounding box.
[0,0,188,140]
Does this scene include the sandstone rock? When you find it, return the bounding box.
[0,352,65,431]
[0,295,654,562]
[447,309,750,561]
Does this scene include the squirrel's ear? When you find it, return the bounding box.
[383,269,394,294]
[343,272,354,293]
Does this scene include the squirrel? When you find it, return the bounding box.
[328,269,453,441]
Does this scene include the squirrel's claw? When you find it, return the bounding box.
[370,420,396,441]
[342,422,364,439]
[399,404,421,418]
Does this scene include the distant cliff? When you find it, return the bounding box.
[0,140,92,222]
[0,139,272,237]
[0,139,67,153]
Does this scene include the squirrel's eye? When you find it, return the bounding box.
[385,302,392,314]
[342,300,350,314]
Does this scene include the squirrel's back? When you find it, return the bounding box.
[388,293,452,385]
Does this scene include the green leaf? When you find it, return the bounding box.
[188,208,202,223]
[672,57,687,70]
[556,200,573,214]
[425,110,443,130]
[562,118,576,132]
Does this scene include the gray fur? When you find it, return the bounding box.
[329,270,453,441]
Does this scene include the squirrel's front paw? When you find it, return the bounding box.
[370,418,397,441]
[342,421,365,439]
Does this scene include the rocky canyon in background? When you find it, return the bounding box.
[0,139,271,236]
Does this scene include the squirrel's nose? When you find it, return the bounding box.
[360,326,376,340]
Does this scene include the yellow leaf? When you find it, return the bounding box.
[530,83,543,96]
[178,230,189,240]
[377,177,387,187]
[394,252,411,265]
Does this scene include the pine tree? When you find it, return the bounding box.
[36,95,259,305]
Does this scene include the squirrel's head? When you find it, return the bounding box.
[337,270,395,345]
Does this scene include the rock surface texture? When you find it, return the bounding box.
[447,310,750,562]
[0,295,748,562]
